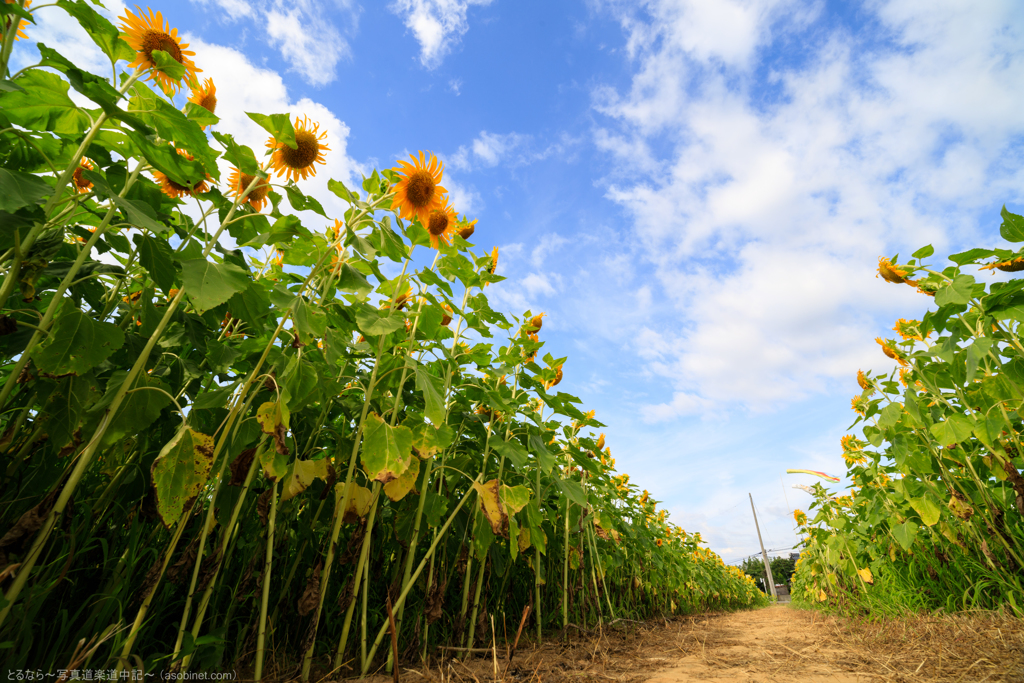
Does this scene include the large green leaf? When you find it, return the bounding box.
[32,307,124,375]
[909,496,941,527]
[891,520,918,550]
[360,413,413,483]
[150,427,215,527]
[1001,206,1024,243]
[93,372,172,448]
[0,168,51,212]
[132,233,178,293]
[246,112,295,148]
[211,131,260,176]
[180,259,251,313]
[934,274,975,307]
[292,298,326,340]
[557,478,588,507]
[501,484,531,515]
[492,436,529,470]
[56,0,135,62]
[0,69,91,134]
[355,307,404,336]
[414,363,445,425]
[929,414,974,446]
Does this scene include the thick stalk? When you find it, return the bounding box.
[562,495,570,629]
[534,465,542,642]
[254,480,280,681]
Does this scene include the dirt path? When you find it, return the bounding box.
[360,604,1024,683]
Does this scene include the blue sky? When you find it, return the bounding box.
[19,0,1024,563]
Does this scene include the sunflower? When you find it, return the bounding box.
[7,0,31,41]
[529,312,545,332]
[187,78,217,127]
[227,167,270,211]
[856,369,872,394]
[842,450,867,467]
[851,395,868,416]
[793,509,807,526]
[841,434,864,452]
[982,257,1024,272]
[390,151,447,225]
[524,332,539,363]
[72,157,94,194]
[484,246,498,287]
[893,318,924,341]
[267,115,329,183]
[898,367,911,387]
[877,256,915,285]
[152,149,209,198]
[876,337,909,366]
[425,196,457,249]
[543,365,563,390]
[595,433,605,451]
[440,303,453,326]
[456,215,478,240]
[119,7,201,94]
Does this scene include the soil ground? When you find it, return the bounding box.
[351,604,1024,683]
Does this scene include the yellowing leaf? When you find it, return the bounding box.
[518,525,532,553]
[337,481,374,524]
[361,413,413,483]
[256,400,290,455]
[410,422,441,459]
[281,458,333,502]
[384,456,420,502]
[259,439,289,482]
[472,478,507,536]
[857,567,874,584]
[500,484,531,515]
[150,427,215,528]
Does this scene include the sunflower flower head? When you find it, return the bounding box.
[456,215,478,240]
[152,149,210,198]
[543,364,564,390]
[981,257,1024,273]
[187,78,217,128]
[793,509,807,526]
[898,367,912,387]
[893,318,925,342]
[7,0,31,41]
[877,256,915,285]
[425,196,457,249]
[529,312,546,332]
[120,6,200,94]
[851,394,869,416]
[227,168,270,211]
[441,303,453,326]
[841,434,865,453]
[856,369,872,394]
[72,157,94,194]
[390,151,447,225]
[267,115,329,182]
[876,337,909,366]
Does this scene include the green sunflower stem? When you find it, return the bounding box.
[254,479,280,682]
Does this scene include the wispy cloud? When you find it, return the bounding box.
[595,0,1024,418]
[389,0,494,69]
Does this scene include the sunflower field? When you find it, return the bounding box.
[791,223,1024,616]
[0,2,765,677]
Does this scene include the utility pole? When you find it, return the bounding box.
[749,493,778,600]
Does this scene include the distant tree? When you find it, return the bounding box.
[740,555,797,590]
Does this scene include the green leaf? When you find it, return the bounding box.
[150,49,186,82]
[909,496,941,527]
[56,0,134,62]
[93,372,172,448]
[335,263,372,297]
[180,259,251,313]
[292,298,326,340]
[360,413,413,484]
[410,422,446,459]
[192,385,234,410]
[529,433,556,473]
[150,428,215,527]
[246,112,296,148]
[930,414,974,446]
[82,170,165,232]
[949,248,994,265]
[1001,205,1024,243]
[0,1,33,22]
[355,307,404,337]
[911,244,934,259]
[42,374,100,449]
[285,184,328,217]
[211,131,260,177]
[501,484,531,514]
[556,478,588,507]
[132,233,178,293]
[204,341,239,374]
[878,402,903,428]
[0,168,51,212]
[0,69,91,134]
[328,178,356,203]
[184,101,218,128]
[934,274,975,307]
[130,135,208,191]
[128,85,218,178]
[891,520,918,550]
[492,436,529,470]
[414,363,445,426]
[32,307,124,375]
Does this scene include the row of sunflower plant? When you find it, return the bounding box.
[0,1,765,677]
[790,222,1024,615]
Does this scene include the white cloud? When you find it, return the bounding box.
[389,0,494,69]
[596,0,1024,417]
[190,0,356,86]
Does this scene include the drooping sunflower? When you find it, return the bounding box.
[119,7,201,94]
[7,0,31,41]
[876,337,909,366]
[72,157,94,194]
[850,395,868,416]
[595,433,606,451]
[893,318,924,342]
[424,196,457,250]
[856,369,872,393]
[793,509,807,526]
[840,434,865,452]
[152,149,209,199]
[898,367,911,387]
[440,303,453,326]
[390,151,447,225]
[877,256,915,285]
[267,115,329,183]
[529,312,545,332]
[455,215,478,240]
[227,167,270,212]
[187,78,217,128]
[484,246,498,287]
[982,256,1024,272]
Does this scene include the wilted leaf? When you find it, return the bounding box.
[150,428,215,528]
[361,413,413,484]
[473,479,507,536]
[281,459,332,502]
[337,481,374,524]
[383,456,419,502]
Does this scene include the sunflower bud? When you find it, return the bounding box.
[595,433,605,451]
[530,312,546,331]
